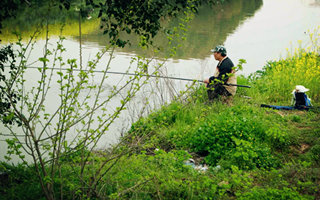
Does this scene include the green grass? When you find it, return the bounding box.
[1,32,320,199]
[116,40,320,199]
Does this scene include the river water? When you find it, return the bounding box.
[0,0,319,163]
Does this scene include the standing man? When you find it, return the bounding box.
[204,45,237,102]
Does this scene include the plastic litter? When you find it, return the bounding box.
[183,158,208,172]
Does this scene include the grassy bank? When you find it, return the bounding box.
[113,41,320,199]
[1,39,320,199]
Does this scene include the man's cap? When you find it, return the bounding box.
[210,45,227,54]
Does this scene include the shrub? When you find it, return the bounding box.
[237,187,313,200]
[0,162,44,200]
[308,144,320,164]
[265,125,290,150]
[186,104,287,169]
[189,106,265,164]
[221,139,280,170]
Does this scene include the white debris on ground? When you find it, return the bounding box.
[183,158,210,172]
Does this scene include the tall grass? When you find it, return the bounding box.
[248,27,320,104]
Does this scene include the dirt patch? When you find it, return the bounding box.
[299,144,310,153]
[289,143,311,155]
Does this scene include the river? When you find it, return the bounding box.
[0,0,319,163]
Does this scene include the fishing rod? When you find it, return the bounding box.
[151,75,251,88]
[4,65,251,88]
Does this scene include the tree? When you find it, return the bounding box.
[0,0,206,199]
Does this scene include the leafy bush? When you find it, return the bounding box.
[308,144,320,164]
[102,149,201,199]
[221,139,280,170]
[0,162,44,200]
[265,125,290,150]
[188,105,281,168]
[237,187,313,200]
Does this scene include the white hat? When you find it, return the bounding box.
[292,85,309,94]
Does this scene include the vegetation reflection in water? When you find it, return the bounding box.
[0,1,100,41]
[76,0,263,59]
[1,0,263,60]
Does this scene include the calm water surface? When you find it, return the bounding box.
[70,0,320,77]
[0,0,319,162]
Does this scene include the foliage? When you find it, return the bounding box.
[221,140,280,170]
[247,27,320,104]
[95,0,199,47]
[1,4,320,200]
[0,0,200,199]
[0,162,44,199]
[112,30,320,199]
[0,0,21,34]
[104,149,193,199]
[0,0,224,46]
[186,105,282,168]
[0,36,158,199]
[237,187,313,200]
[0,45,21,125]
[308,144,320,165]
[0,0,78,36]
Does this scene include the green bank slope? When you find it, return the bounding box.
[115,37,320,199]
[1,36,320,200]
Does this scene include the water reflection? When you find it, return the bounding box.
[0,0,263,62]
[72,0,263,59]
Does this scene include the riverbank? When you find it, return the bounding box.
[114,43,320,199]
[1,39,320,199]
